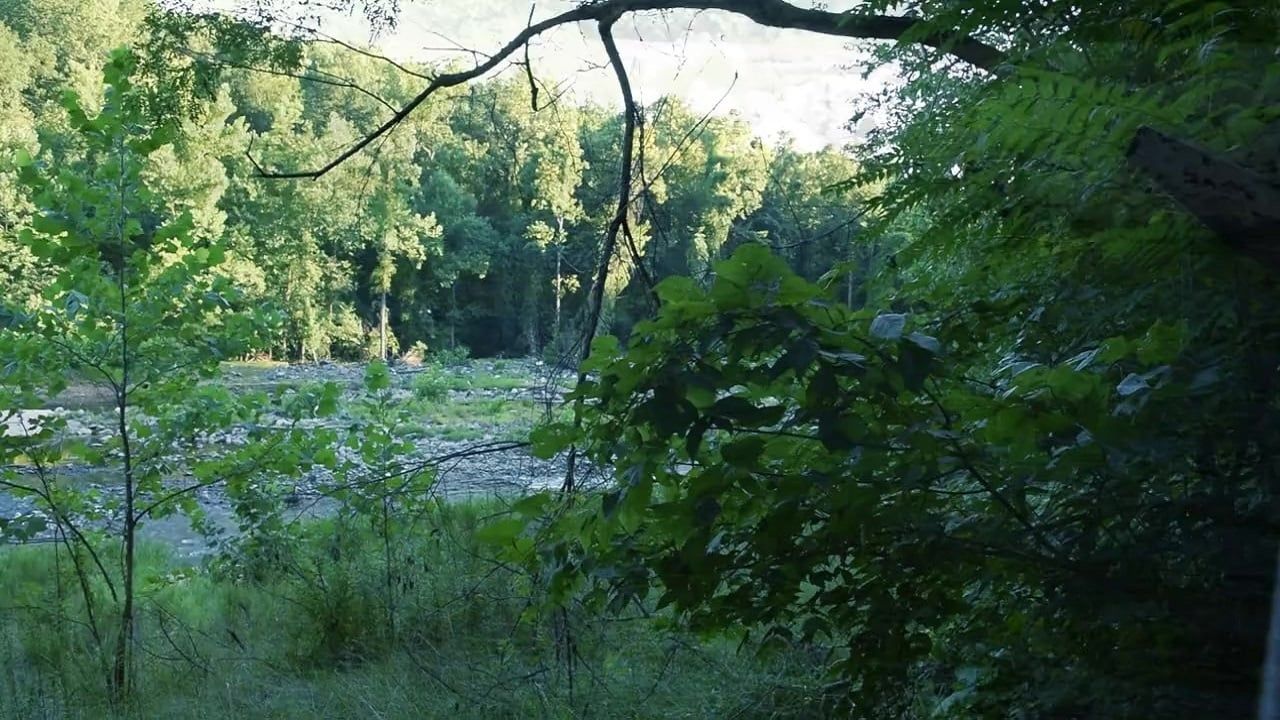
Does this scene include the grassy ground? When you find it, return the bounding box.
[404,362,567,441]
[0,501,828,719]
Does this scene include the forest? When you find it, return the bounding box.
[0,0,1278,718]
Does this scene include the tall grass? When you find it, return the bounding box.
[0,501,829,719]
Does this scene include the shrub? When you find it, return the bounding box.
[429,345,470,368]
[328,304,366,360]
[362,327,400,362]
[411,367,449,403]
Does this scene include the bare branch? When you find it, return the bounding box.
[637,72,738,202]
[524,3,540,112]
[585,15,641,355]
[293,23,433,79]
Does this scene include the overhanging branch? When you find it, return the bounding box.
[253,0,1007,179]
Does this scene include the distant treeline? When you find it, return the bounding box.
[0,0,868,360]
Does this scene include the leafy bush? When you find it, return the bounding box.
[429,345,470,368]
[411,367,450,403]
[525,238,1280,717]
[362,326,400,362]
[327,304,366,360]
[401,341,429,366]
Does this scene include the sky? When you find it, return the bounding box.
[212,1,896,150]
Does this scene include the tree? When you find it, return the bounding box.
[412,167,499,351]
[0,50,328,700]
[0,22,41,308]
[0,0,902,361]
[643,100,769,280]
[365,155,441,361]
[740,141,866,292]
[227,0,1009,361]
[523,101,585,344]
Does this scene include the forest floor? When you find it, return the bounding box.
[0,358,589,557]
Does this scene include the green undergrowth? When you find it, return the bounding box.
[416,397,540,440]
[0,500,827,719]
[409,362,561,398]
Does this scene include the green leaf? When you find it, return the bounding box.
[512,492,553,518]
[1116,373,1148,397]
[656,276,702,303]
[685,418,710,458]
[475,517,527,547]
[870,313,907,340]
[0,513,47,541]
[709,397,784,426]
[530,422,575,459]
[721,436,766,467]
[693,496,721,527]
[364,361,392,391]
[817,410,851,451]
[602,490,621,518]
[905,332,941,354]
[898,340,934,392]
[817,350,866,368]
[64,291,88,318]
[582,335,621,372]
[316,383,342,416]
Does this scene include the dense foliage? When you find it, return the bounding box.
[520,0,1280,717]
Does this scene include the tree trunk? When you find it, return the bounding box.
[555,215,565,339]
[112,500,135,700]
[846,232,856,308]
[382,497,396,642]
[1127,125,1280,270]
[450,284,457,349]
[112,287,135,701]
[379,290,388,362]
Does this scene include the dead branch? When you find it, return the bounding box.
[300,25,434,79]
[524,3,540,112]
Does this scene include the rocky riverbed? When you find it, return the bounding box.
[0,359,594,558]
